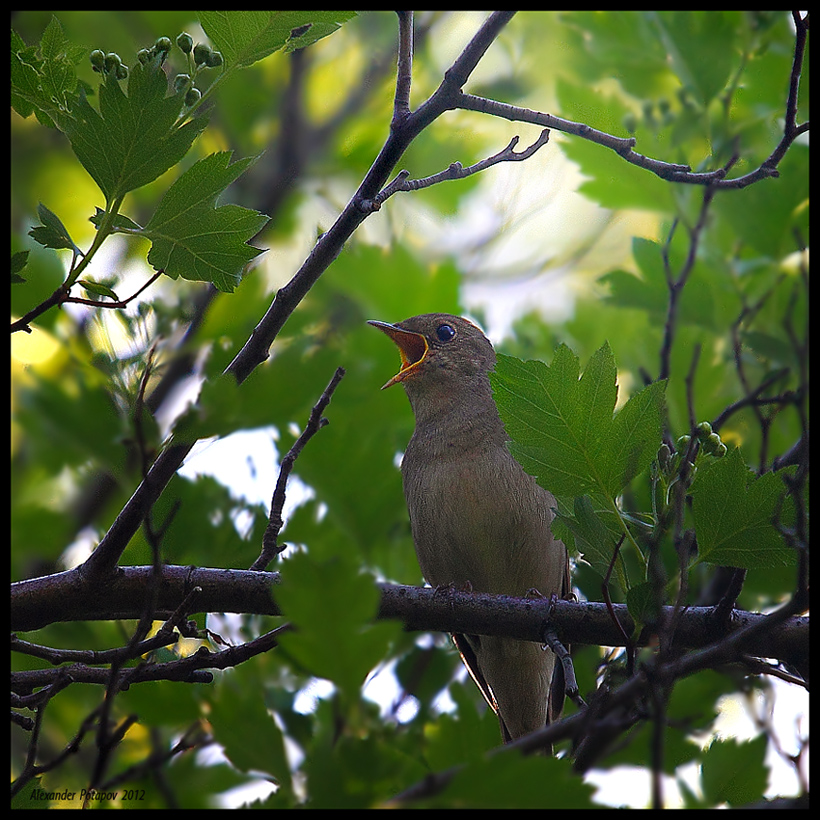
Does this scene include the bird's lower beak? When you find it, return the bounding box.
[368,320,429,389]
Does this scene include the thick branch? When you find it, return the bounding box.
[11,569,807,669]
[11,565,281,633]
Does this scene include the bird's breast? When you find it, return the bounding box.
[401,439,559,595]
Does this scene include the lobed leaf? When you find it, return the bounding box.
[199,10,357,70]
[491,344,666,499]
[60,54,208,202]
[689,447,796,569]
[28,203,83,256]
[141,151,269,292]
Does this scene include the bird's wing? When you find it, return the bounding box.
[451,632,512,742]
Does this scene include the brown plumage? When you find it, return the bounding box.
[370,313,569,742]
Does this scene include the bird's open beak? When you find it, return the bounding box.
[368,320,429,389]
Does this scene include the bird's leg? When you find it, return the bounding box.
[432,579,473,596]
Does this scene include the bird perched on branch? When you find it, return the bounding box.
[369,313,569,743]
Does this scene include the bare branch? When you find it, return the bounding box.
[252,366,346,571]
[10,271,164,335]
[454,9,808,192]
[658,185,717,382]
[392,10,414,127]
[458,92,720,183]
[359,129,550,212]
[11,570,809,667]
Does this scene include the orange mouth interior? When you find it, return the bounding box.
[368,321,429,389]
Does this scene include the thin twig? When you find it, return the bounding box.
[543,628,584,708]
[658,186,717,382]
[601,535,633,674]
[10,271,164,334]
[251,366,346,570]
[359,129,550,212]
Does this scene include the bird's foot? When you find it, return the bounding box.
[432,580,473,598]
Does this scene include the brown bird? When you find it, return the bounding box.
[369,313,569,742]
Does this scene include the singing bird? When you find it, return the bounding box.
[369,313,569,742]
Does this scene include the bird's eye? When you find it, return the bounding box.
[436,323,456,342]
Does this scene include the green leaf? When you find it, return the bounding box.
[90,207,142,232]
[435,754,596,809]
[11,17,83,127]
[11,250,30,282]
[555,77,675,212]
[651,12,738,107]
[490,344,666,498]
[205,663,291,792]
[601,378,667,493]
[602,237,721,331]
[78,279,119,300]
[275,550,400,700]
[141,151,269,292]
[60,53,208,202]
[700,736,767,806]
[625,581,660,630]
[199,11,357,70]
[554,494,626,584]
[11,29,42,120]
[28,203,84,256]
[689,448,795,569]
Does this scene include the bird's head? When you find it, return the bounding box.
[368,313,496,396]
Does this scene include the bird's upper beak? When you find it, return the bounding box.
[368,320,429,389]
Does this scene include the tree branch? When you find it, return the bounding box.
[11,570,808,670]
[252,366,346,570]
[392,10,414,127]
[359,129,550,212]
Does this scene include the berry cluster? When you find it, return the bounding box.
[90,33,224,109]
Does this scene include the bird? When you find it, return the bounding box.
[369,313,569,743]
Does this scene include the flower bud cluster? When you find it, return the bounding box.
[90,49,128,80]
[91,33,223,106]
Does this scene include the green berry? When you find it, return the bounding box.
[716,442,728,458]
[703,432,722,455]
[676,434,691,452]
[176,32,193,54]
[193,43,211,65]
[205,50,223,68]
[104,52,121,74]
[155,37,172,53]
[174,73,191,93]
[90,49,105,70]
[185,87,201,107]
[137,48,151,64]
[115,64,129,81]
[696,421,713,441]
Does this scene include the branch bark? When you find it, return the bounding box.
[11,569,808,671]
